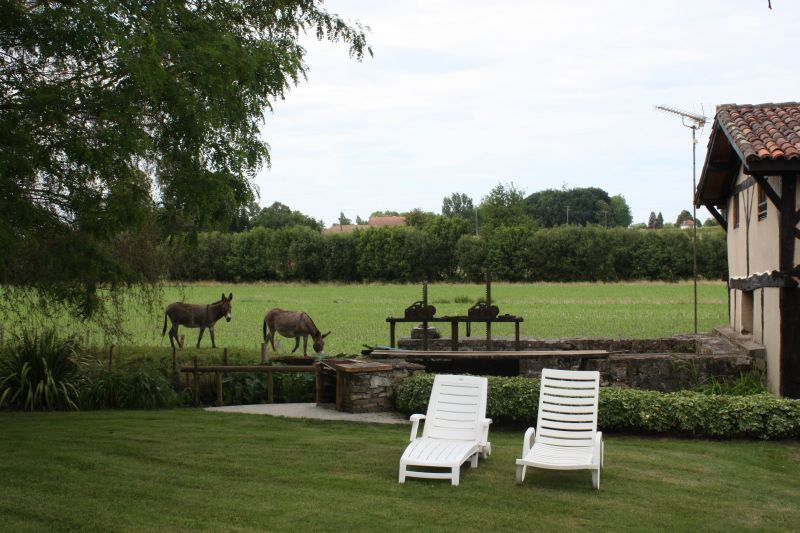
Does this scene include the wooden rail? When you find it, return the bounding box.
[179,359,315,407]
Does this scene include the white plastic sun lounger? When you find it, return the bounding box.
[515,368,604,489]
[399,374,491,486]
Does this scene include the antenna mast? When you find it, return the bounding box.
[654,104,708,334]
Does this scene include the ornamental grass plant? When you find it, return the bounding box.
[0,328,86,411]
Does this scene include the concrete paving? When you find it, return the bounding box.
[205,403,409,425]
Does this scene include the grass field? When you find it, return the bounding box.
[1,410,798,532]
[64,281,727,358]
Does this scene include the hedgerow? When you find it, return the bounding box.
[395,373,800,440]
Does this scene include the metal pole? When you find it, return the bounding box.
[692,126,698,334]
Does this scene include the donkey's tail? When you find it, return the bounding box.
[262,317,267,342]
[162,313,168,337]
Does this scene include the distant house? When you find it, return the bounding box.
[322,215,407,235]
[679,219,695,230]
[696,102,800,397]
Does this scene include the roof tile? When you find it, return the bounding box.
[717,102,800,162]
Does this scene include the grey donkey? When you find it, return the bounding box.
[162,293,233,349]
[263,308,330,356]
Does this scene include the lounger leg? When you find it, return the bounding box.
[515,464,526,484]
[451,467,460,486]
[592,468,600,490]
[470,453,478,468]
[399,463,406,484]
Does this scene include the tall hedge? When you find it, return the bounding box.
[165,225,727,283]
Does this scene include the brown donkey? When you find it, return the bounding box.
[162,293,233,349]
[263,308,330,356]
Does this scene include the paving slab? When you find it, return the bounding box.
[205,403,408,425]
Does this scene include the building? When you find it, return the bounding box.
[322,215,407,235]
[696,102,800,397]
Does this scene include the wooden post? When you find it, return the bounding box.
[192,357,199,407]
[261,342,269,364]
[267,370,274,403]
[390,321,396,348]
[515,321,521,351]
[486,321,492,351]
[180,334,185,349]
[215,372,223,406]
[108,345,114,370]
[172,346,177,374]
[450,320,459,351]
[314,362,322,405]
[223,347,229,366]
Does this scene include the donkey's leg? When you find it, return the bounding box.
[302,335,309,356]
[172,326,184,349]
[197,327,205,348]
[266,330,276,351]
[167,326,175,349]
[291,337,300,353]
[209,326,216,349]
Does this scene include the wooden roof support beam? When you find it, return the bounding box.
[753,175,782,211]
[795,227,800,241]
[795,208,800,226]
[705,204,728,232]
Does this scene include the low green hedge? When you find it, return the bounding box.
[395,373,800,440]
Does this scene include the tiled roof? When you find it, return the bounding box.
[717,102,800,163]
[368,216,406,227]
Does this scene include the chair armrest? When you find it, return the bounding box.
[409,414,426,441]
[593,431,603,466]
[522,427,536,457]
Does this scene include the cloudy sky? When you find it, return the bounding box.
[256,0,797,227]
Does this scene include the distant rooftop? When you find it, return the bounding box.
[322,215,407,235]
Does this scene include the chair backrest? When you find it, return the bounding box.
[536,368,599,448]
[423,374,488,442]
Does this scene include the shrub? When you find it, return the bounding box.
[0,329,86,411]
[80,367,180,409]
[395,373,800,439]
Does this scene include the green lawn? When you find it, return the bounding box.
[0,410,797,532]
[59,281,727,357]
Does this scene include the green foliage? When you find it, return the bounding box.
[524,187,632,227]
[441,192,475,219]
[479,182,531,230]
[0,0,370,320]
[250,202,322,231]
[696,370,767,396]
[0,329,86,411]
[396,373,800,439]
[80,368,180,409]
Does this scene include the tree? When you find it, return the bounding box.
[656,212,664,229]
[355,216,367,225]
[442,193,475,219]
[704,217,719,227]
[675,210,701,228]
[479,182,530,230]
[648,212,657,229]
[608,195,633,227]
[0,1,370,321]
[524,187,630,227]
[250,202,322,231]
[403,208,437,228]
[338,212,352,226]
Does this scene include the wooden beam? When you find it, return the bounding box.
[795,208,800,226]
[753,176,782,211]
[704,204,728,231]
[729,271,798,291]
[796,227,800,241]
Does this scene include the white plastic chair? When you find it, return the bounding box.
[399,374,492,486]
[515,368,604,489]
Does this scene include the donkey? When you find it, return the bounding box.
[162,293,233,349]
[263,308,330,356]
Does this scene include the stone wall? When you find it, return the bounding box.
[337,361,424,413]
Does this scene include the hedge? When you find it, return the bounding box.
[395,373,800,440]
[165,225,727,283]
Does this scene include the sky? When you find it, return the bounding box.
[256,0,798,227]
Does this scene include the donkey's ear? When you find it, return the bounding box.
[322,331,331,338]
[228,293,233,301]
[221,293,225,301]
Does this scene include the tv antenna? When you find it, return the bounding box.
[654,104,708,334]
